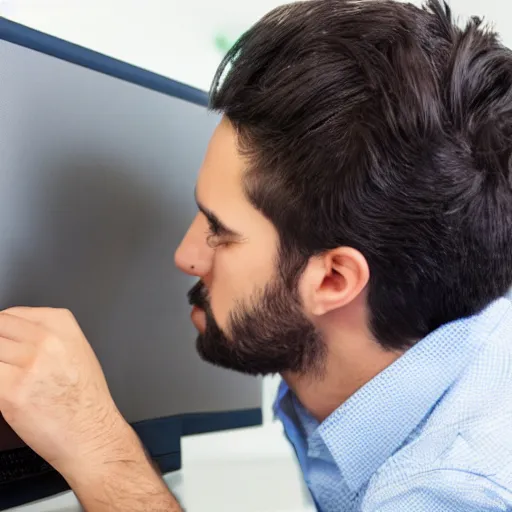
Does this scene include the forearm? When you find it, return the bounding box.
[60,424,182,512]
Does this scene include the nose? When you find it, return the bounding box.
[174,214,213,277]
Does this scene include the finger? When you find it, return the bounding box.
[2,306,57,323]
[0,337,33,367]
[0,312,46,345]
[0,361,21,403]
[3,307,75,330]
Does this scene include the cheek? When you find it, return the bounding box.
[208,245,275,328]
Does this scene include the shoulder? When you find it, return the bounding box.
[362,413,512,511]
[361,321,512,511]
[424,304,512,452]
[362,467,512,511]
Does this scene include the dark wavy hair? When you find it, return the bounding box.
[209,0,512,351]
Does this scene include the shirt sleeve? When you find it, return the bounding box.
[362,469,511,512]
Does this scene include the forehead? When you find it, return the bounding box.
[196,117,278,245]
[196,117,247,208]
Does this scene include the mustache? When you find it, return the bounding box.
[187,281,208,309]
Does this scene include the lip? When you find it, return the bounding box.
[190,305,206,333]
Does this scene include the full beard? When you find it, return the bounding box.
[187,275,325,377]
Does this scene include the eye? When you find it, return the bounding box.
[206,222,226,248]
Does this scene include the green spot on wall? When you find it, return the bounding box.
[214,33,236,54]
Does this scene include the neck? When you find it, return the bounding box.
[282,308,404,423]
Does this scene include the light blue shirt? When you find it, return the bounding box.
[274,297,512,511]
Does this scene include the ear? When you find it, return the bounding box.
[300,247,370,317]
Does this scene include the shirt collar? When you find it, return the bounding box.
[277,297,511,493]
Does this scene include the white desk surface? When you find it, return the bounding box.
[9,422,315,512]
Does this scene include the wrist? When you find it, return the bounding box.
[57,418,180,511]
[55,411,146,485]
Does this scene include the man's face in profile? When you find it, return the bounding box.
[175,118,325,376]
[186,275,323,376]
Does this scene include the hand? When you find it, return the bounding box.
[0,307,182,511]
[0,307,128,476]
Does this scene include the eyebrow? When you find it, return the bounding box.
[194,188,243,239]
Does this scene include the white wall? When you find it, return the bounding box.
[449,0,512,49]
[0,0,295,92]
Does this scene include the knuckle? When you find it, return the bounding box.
[41,307,64,316]
[40,332,62,353]
[58,308,75,320]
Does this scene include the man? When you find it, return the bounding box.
[0,0,512,510]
